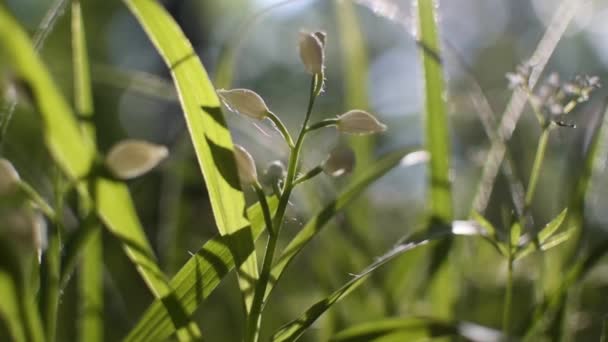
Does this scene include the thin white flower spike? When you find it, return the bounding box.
[298,31,325,75]
[336,110,387,135]
[217,88,271,120]
[105,140,169,180]
[233,144,258,185]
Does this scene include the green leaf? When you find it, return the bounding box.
[330,317,457,342]
[125,199,276,342]
[538,208,568,243]
[122,0,258,313]
[417,0,452,224]
[267,148,425,298]
[271,229,455,342]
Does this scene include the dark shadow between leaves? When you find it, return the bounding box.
[203,135,241,191]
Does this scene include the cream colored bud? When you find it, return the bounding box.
[322,146,355,177]
[0,158,20,195]
[262,160,286,187]
[234,144,258,185]
[0,207,46,258]
[336,110,387,135]
[217,88,271,120]
[298,31,325,75]
[105,140,169,180]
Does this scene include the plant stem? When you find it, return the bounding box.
[503,253,514,337]
[305,118,338,133]
[293,166,323,186]
[244,74,319,342]
[267,111,295,148]
[525,127,550,210]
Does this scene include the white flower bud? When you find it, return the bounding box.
[234,144,258,185]
[336,110,387,135]
[322,146,355,177]
[262,160,286,187]
[0,158,20,195]
[298,31,325,75]
[105,140,169,180]
[0,207,46,259]
[217,88,271,120]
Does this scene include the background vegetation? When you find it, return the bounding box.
[1,0,608,341]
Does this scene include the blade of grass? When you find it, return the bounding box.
[271,228,463,342]
[125,199,275,342]
[0,6,199,338]
[330,317,457,342]
[71,2,104,341]
[123,0,258,314]
[417,0,452,224]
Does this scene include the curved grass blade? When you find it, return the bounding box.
[330,317,457,342]
[125,199,276,342]
[0,5,196,336]
[266,148,426,299]
[271,229,458,342]
[122,0,258,313]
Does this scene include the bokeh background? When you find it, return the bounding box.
[2,0,608,340]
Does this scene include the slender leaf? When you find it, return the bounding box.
[271,229,457,342]
[122,0,258,313]
[267,148,425,299]
[417,0,452,223]
[331,317,457,342]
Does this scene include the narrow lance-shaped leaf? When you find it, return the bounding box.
[122,0,258,313]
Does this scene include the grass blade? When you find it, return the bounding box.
[330,317,457,342]
[267,148,425,299]
[123,0,258,313]
[125,199,276,342]
[271,229,456,342]
[71,2,103,341]
[417,0,452,224]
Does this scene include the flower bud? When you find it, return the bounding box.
[298,31,325,75]
[322,146,355,177]
[0,158,20,195]
[336,110,387,135]
[217,88,271,120]
[261,160,286,187]
[234,144,258,185]
[0,206,46,260]
[105,140,169,180]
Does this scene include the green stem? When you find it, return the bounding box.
[305,118,338,133]
[244,74,320,342]
[267,111,294,148]
[503,254,514,337]
[293,166,323,186]
[525,128,550,209]
[17,181,55,221]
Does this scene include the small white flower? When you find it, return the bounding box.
[217,88,271,120]
[0,158,20,195]
[336,110,387,135]
[322,146,355,177]
[105,140,169,180]
[298,31,325,75]
[233,144,258,185]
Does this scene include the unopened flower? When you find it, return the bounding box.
[298,31,325,75]
[261,160,286,187]
[234,144,258,185]
[217,88,272,120]
[0,206,46,259]
[336,110,387,135]
[506,62,532,89]
[0,158,20,195]
[105,140,169,180]
[322,146,355,177]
